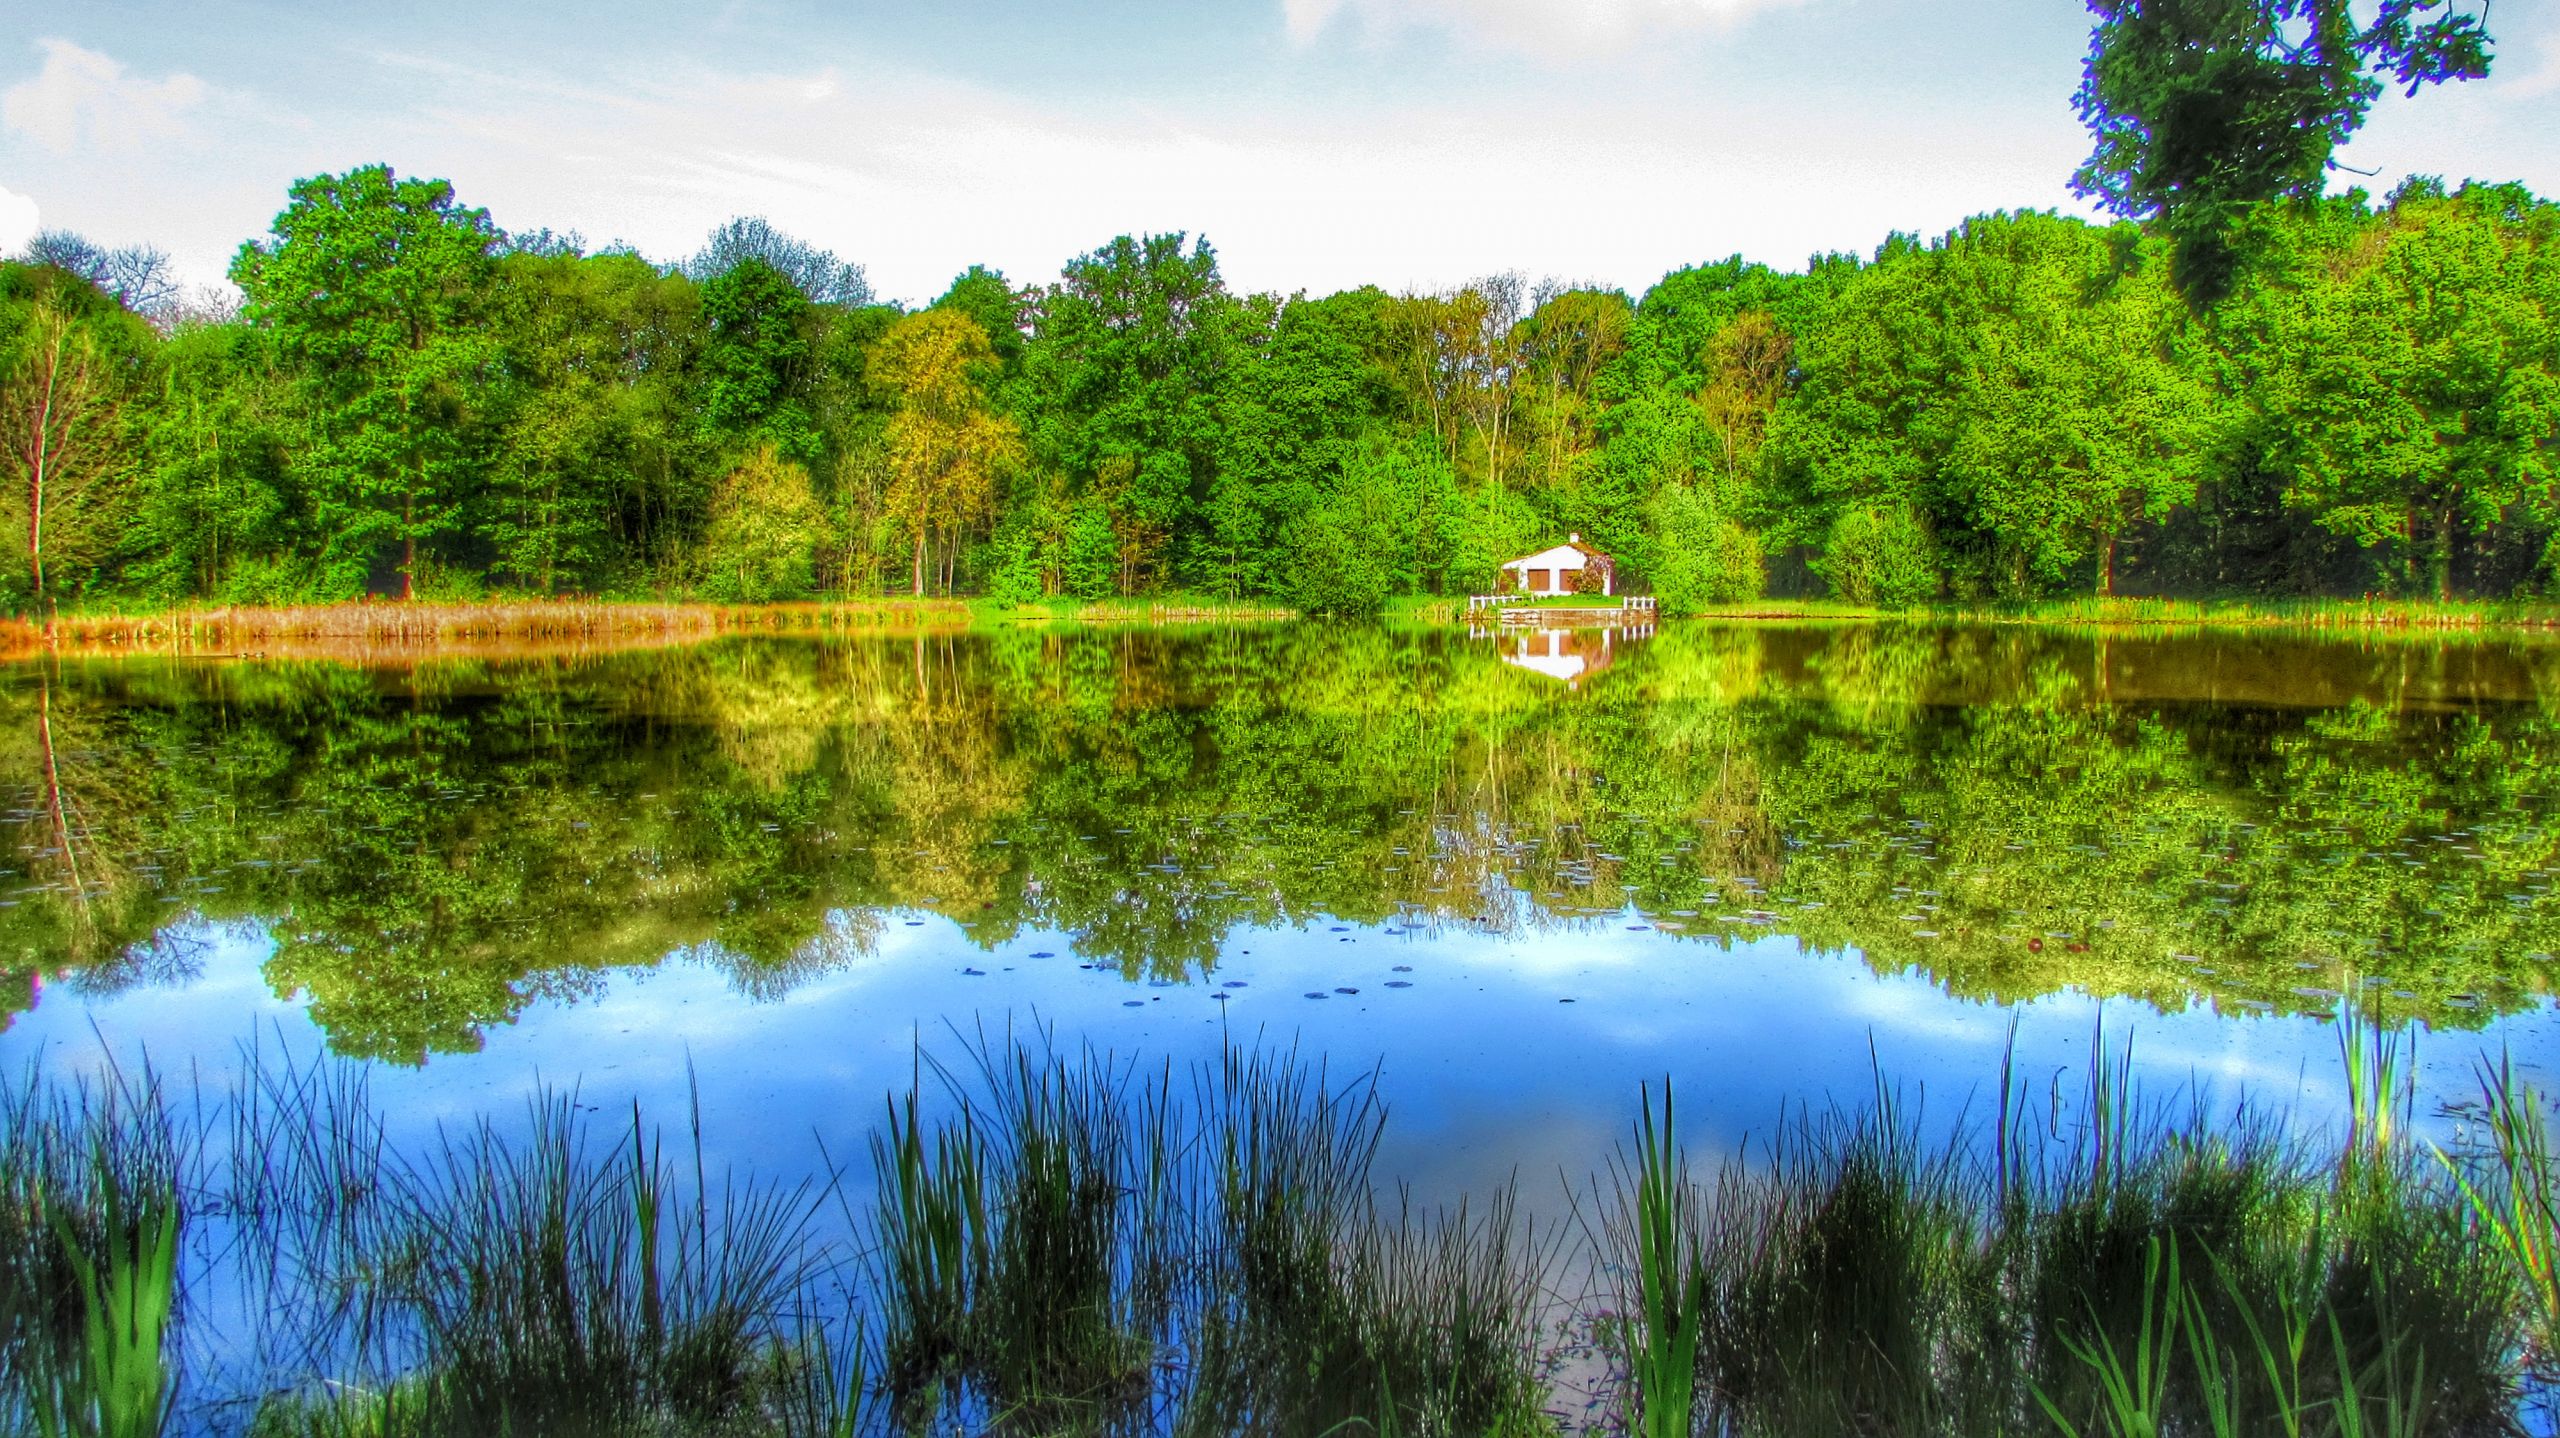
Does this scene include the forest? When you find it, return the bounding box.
[0,165,2555,616]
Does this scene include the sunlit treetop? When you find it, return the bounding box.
[2072,0,2492,303]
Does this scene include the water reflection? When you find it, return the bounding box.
[1485,619,1656,687]
[1,623,2557,1063]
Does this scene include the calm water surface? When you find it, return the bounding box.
[4,621,2559,1203]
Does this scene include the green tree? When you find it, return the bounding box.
[2227,181,2560,596]
[1022,233,1237,592]
[699,257,819,461]
[485,248,706,593]
[1771,214,2214,598]
[129,320,296,600]
[230,166,501,599]
[0,267,143,606]
[1210,287,1398,597]
[2073,0,2493,301]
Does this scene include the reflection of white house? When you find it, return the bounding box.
[1498,535,1614,597]
[1500,627,1625,689]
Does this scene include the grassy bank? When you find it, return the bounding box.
[1405,593,2560,632]
[5,592,2554,664]
[3,1016,2555,1436]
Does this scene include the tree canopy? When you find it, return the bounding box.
[2073,0,2494,301]
[6,155,2558,614]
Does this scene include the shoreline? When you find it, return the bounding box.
[3,593,2557,665]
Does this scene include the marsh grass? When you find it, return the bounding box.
[1607,1082,1703,1438]
[0,1061,188,1438]
[864,1028,1553,1436]
[0,598,978,662]
[2435,1055,2560,1382]
[0,1020,2549,1437]
[1595,1020,2536,1438]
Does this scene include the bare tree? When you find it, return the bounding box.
[1462,272,1526,491]
[19,229,180,329]
[684,217,874,306]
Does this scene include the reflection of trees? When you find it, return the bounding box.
[0,669,173,983]
[3,625,2558,1058]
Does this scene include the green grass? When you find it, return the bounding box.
[1393,591,2560,633]
[967,592,1299,627]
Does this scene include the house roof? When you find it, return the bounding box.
[1501,535,1611,568]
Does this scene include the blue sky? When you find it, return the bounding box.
[2,0,2556,303]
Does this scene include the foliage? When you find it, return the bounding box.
[2073,0,2494,301]
[698,445,823,602]
[5,161,2558,614]
[1817,504,1939,606]
[229,165,501,600]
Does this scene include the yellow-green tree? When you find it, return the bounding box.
[871,309,1022,596]
[699,443,823,601]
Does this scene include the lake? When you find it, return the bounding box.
[4,620,2558,1431]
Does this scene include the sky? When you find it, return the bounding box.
[1,0,2556,306]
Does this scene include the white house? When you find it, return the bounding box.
[1498,535,1614,597]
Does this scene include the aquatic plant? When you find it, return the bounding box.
[1608,1081,1703,1438]
[0,1019,2550,1435]
[2434,1054,2560,1378]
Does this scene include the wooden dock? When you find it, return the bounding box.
[1466,594,1659,627]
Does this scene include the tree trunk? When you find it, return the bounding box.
[25,328,60,608]
[2097,529,2116,598]
[2436,502,2455,602]
[912,533,926,597]
[39,678,81,898]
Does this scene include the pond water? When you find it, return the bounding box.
[4,621,2560,1205]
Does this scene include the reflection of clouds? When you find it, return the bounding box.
[15,907,2560,1228]
[1832,964,2017,1047]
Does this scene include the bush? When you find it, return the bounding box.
[986,527,1045,606]
[1286,505,1394,617]
[216,555,349,606]
[1816,505,1937,607]
[698,445,822,603]
[1063,503,1117,601]
[1650,485,1765,611]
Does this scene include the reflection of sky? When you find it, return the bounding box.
[11,910,2555,1222]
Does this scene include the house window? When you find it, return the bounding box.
[1527,568,1550,592]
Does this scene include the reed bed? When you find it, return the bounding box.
[0,1019,2553,1438]
[1590,1014,2546,1438]
[0,599,976,661]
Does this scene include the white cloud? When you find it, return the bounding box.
[0,182,35,255]
[1282,0,1809,54]
[353,48,2077,306]
[2,38,210,154]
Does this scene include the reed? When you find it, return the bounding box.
[1609,1081,1703,1438]
[2434,1054,2560,1378]
[0,597,978,661]
[1,1062,188,1438]
[1,1019,2550,1436]
[860,1027,1551,1436]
